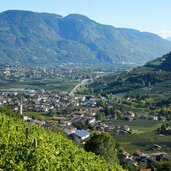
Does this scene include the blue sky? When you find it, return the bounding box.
[0,0,171,37]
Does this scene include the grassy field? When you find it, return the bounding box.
[24,111,52,120]
[110,119,171,155]
[0,77,78,91]
[110,119,163,133]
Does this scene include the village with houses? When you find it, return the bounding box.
[0,87,170,170]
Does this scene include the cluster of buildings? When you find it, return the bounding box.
[0,88,100,113]
[120,150,170,170]
[0,88,135,142]
[0,88,100,142]
[0,64,97,80]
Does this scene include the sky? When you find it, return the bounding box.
[0,0,171,38]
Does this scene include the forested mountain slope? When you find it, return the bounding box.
[0,10,171,66]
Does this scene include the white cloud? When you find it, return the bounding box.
[58,10,70,16]
[157,30,171,39]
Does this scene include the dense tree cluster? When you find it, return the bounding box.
[157,124,171,135]
[84,132,118,163]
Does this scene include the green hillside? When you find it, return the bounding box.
[0,111,123,170]
[90,52,171,118]
[91,52,171,92]
[0,10,171,66]
[146,52,171,71]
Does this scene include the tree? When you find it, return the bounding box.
[95,112,105,121]
[115,109,123,119]
[84,132,118,163]
[153,161,171,171]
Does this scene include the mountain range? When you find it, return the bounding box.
[0,10,171,66]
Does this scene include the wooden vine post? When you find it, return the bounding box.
[33,138,38,148]
[7,120,10,128]
[26,127,29,139]
[16,126,19,132]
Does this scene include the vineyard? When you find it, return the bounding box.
[0,113,123,171]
